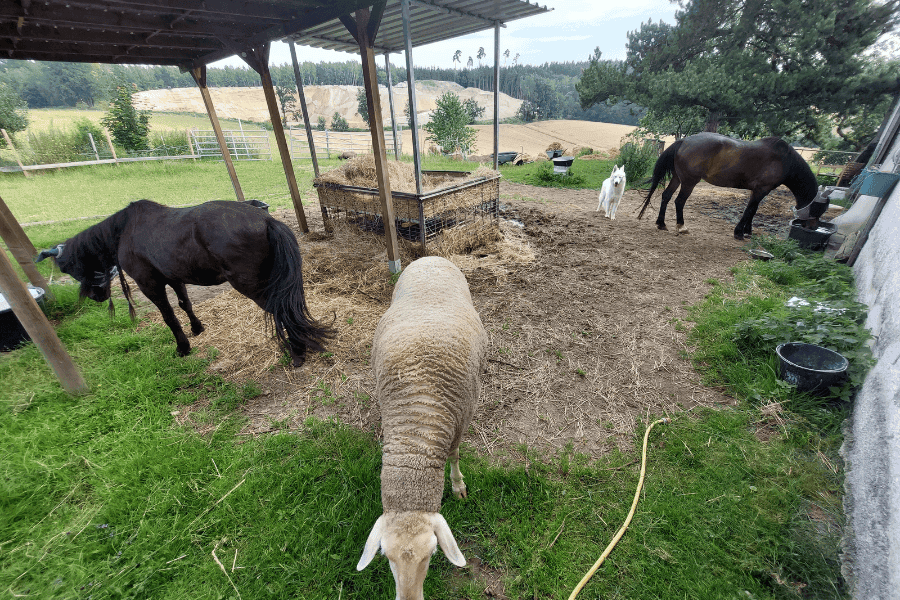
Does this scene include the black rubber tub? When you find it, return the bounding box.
[776,342,849,394]
[788,219,836,250]
[244,199,270,212]
[0,286,46,352]
[497,151,518,165]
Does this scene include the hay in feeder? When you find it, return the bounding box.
[314,154,496,193]
[315,156,500,223]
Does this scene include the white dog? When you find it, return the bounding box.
[597,165,627,219]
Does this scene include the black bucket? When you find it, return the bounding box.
[497,151,518,165]
[244,199,270,212]
[1,286,46,352]
[546,149,563,159]
[788,219,836,250]
[775,342,849,394]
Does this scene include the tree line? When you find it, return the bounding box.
[576,0,900,152]
[0,57,641,132]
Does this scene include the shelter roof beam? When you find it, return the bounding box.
[409,0,503,26]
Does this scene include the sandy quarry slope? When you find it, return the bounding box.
[133,81,522,128]
[133,82,637,158]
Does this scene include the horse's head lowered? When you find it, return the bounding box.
[35,243,118,303]
[792,185,832,227]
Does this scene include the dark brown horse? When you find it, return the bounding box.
[36,200,332,365]
[638,132,829,240]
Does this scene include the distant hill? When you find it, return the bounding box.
[133,81,523,128]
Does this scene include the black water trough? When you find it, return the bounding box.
[0,286,46,352]
[788,219,836,250]
[776,342,849,394]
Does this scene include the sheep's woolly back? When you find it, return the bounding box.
[374,257,487,513]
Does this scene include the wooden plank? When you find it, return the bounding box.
[1,128,30,178]
[354,7,401,273]
[190,66,245,202]
[253,46,310,233]
[0,247,87,394]
[0,195,53,298]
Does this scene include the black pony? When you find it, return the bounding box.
[36,200,332,365]
[638,132,829,240]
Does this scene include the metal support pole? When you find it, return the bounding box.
[493,21,501,171]
[289,42,321,177]
[385,53,400,160]
[400,0,423,195]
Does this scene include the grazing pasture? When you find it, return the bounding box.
[1,146,858,598]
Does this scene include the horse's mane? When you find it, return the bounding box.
[768,138,818,207]
[56,200,158,280]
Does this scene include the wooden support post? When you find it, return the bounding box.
[0,194,52,298]
[0,248,87,394]
[103,130,119,165]
[2,128,30,178]
[187,128,196,160]
[351,6,401,273]
[243,44,309,233]
[189,66,245,202]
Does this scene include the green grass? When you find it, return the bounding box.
[1,162,859,599]
[499,157,619,189]
[19,108,251,138]
[0,291,850,599]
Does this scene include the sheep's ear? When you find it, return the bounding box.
[357,516,386,571]
[430,514,465,567]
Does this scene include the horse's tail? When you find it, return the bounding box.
[637,140,683,219]
[263,219,335,361]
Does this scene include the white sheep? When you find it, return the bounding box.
[357,256,488,600]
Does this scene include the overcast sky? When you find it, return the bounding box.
[211,0,679,71]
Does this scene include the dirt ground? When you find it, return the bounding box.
[150,178,843,461]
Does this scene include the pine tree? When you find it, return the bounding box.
[577,0,900,141]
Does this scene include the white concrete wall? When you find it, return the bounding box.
[842,124,900,599]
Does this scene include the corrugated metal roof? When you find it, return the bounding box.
[287,0,551,54]
[0,0,550,67]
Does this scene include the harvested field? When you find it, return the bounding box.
[139,178,843,459]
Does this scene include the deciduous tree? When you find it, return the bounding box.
[423,92,477,154]
[101,85,150,151]
[0,82,28,142]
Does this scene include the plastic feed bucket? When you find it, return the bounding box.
[775,342,849,394]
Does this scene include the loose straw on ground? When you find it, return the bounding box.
[567,417,671,600]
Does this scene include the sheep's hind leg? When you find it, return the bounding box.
[449,446,467,499]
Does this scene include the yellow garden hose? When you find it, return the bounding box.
[568,417,671,600]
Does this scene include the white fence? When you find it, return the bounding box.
[189,128,271,160]
[288,126,402,159]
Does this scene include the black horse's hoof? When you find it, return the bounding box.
[734,233,745,241]
[657,224,668,231]
[191,324,205,336]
